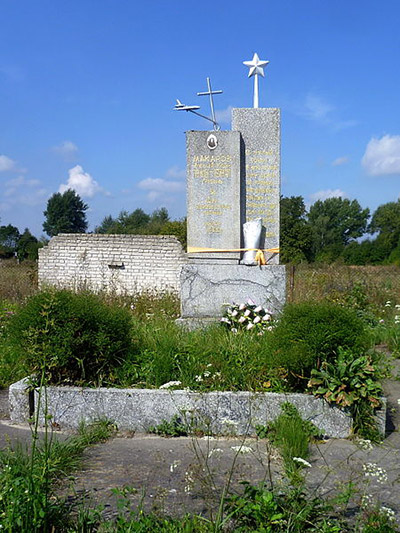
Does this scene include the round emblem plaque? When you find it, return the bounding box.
[206,134,218,150]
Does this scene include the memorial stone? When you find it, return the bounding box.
[232,108,280,264]
[186,130,242,261]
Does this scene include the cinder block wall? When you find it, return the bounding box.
[38,234,187,294]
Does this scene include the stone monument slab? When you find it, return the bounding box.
[186,130,242,261]
[232,108,280,264]
[180,262,286,319]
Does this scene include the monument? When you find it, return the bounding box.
[176,53,286,326]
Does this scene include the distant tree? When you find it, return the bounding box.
[0,224,20,258]
[16,228,41,261]
[43,189,88,237]
[95,215,115,234]
[280,196,312,263]
[308,197,369,261]
[369,200,400,254]
[159,218,187,248]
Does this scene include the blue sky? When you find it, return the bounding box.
[1,0,400,237]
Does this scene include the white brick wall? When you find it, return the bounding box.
[38,234,188,294]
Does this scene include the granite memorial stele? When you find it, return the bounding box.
[176,53,286,327]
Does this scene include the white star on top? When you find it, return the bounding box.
[243,53,269,78]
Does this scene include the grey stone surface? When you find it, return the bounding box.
[232,108,280,264]
[9,378,31,424]
[180,262,286,317]
[9,380,353,438]
[186,131,242,261]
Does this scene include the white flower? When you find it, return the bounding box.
[239,303,246,311]
[195,375,203,382]
[203,371,211,378]
[395,304,400,309]
[379,319,385,324]
[363,463,388,484]
[208,448,224,458]
[380,506,396,521]
[397,399,400,405]
[357,439,373,450]
[238,316,246,323]
[231,328,238,333]
[262,314,271,321]
[220,317,230,324]
[231,310,238,317]
[170,460,180,472]
[253,316,261,324]
[231,445,253,454]
[293,457,312,468]
[244,309,251,317]
[246,322,254,330]
[159,381,182,389]
[254,305,262,313]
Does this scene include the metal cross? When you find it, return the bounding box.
[174,77,223,130]
[197,77,223,130]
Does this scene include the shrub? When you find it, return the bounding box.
[9,289,134,386]
[268,302,368,384]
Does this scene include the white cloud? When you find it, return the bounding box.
[138,177,185,199]
[0,155,16,172]
[332,156,349,166]
[215,105,233,125]
[52,140,79,160]
[310,189,347,203]
[59,165,106,198]
[165,165,186,179]
[4,176,41,197]
[361,134,400,176]
[303,94,334,121]
[299,93,357,131]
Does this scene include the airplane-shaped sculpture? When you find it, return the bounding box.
[174,77,222,131]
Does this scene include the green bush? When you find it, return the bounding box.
[9,289,134,386]
[268,302,368,384]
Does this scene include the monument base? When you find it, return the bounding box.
[179,262,286,320]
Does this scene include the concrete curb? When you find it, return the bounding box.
[7,378,377,438]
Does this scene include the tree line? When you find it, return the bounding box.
[1,188,399,265]
[280,195,400,265]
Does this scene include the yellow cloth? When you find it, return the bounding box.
[186,247,280,266]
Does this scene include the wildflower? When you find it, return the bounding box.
[361,493,373,508]
[253,316,261,324]
[357,438,373,451]
[231,328,238,333]
[379,319,385,324]
[262,313,271,321]
[206,363,213,367]
[254,305,262,313]
[231,445,253,454]
[293,457,312,468]
[159,381,182,389]
[231,309,238,317]
[385,301,391,307]
[239,303,246,311]
[170,460,180,472]
[363,463,388,484]
[208,448,224,458]
[380,506,396,522]
[220,317,230,324]
[238,316,246,323]
[396,304,400,309]
[246,323,254,330]
[244,309,251,317]
[397,399,400,405]
[195,375,203,382]
[203,371,211,378]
